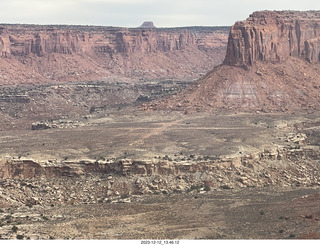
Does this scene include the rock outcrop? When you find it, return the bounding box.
[224,11,320,66]
[150,11,320,112]
[0,24,229,84]
[0,142,320,206]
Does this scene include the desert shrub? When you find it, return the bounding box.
[220,185,231,190]
[121,193,129,199]
[42,216,49,221]
[26,202,33,208]
[188,185,202,192]
[173,189,182,194]
[16,234,24,240]
[5,215,12,220]
[204,185,211,192]
[12,225,18,233]
[289,234,295,238]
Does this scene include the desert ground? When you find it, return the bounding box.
[1,88,320,239]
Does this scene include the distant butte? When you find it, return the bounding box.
[139,21,156,28]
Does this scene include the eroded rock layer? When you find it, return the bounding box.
[150,11,320,112]
[224,11,320,66]
[0,25,228,84]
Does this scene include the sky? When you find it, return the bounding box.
[0,0,320,27]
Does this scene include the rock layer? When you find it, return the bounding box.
[224,11,320,66]
[151,11,320,112]
[0,25,228,84]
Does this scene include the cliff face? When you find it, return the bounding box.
[0,25,228,84]
[4,27,196,56]
[224,11,320,66]
[151,11,320,112]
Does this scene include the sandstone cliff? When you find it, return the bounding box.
[150,11,320,112]
[0,25,228,84]
[224,11,320,66]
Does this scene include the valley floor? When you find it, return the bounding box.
[1,186,319,239]
[1,81,320,240]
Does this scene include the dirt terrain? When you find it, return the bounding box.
[1,105,320,239]
[1,187,320,240]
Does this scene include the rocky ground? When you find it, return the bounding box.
[1,105,320,239]
[0,185,320,240]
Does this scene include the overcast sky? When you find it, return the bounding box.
[1,0,320,27]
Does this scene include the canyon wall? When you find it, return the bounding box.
[0,25,229,84]
[224,11,320,66]
[151,11,320,112]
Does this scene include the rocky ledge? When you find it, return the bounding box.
[1,142,320,210]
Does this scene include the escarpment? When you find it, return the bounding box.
[224,11,320,66]
[151,11,320,112]
[0,25,229,84]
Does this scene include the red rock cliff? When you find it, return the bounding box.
[151,11,320,113]
[0,25,228,84]
[224,11,320,66]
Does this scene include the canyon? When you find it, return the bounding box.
[1,11,320,240]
